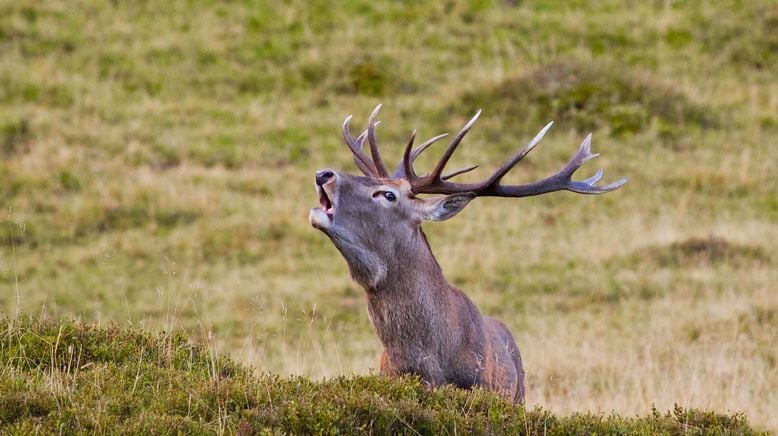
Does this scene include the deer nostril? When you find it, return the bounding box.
[315,170,335,186]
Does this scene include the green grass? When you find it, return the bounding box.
[0,319,762,434]
[457,60,717,139]
[0,0,776,431]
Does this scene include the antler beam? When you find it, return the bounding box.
[341,105,628,197]
[401,116,627,198]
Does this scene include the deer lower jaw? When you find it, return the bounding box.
[309,207,332,230]
[310,185,336,229]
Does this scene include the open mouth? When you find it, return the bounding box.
[318,186,335,218]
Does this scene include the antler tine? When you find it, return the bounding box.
[555,134,628,194]
[427,110,481,182]
[441,165,479,181]
[392,132,449,179]
[583,168,604,185]
[343,115,378,177]
[568,166,627,193]
[356,129,368,145]
[401,129,417,180]
[411,133,449,162]
[480,121,554,187]
[367,104,390,178]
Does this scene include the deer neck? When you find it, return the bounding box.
[358,228,456,356]
[332,225,449,304]
[367,228,447,294]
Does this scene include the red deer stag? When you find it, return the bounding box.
[309,105,626,403]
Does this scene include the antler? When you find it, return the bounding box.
[341,105,627,197]
[366,104,390,178]
[401,115,627,197]
[342,104,391,178]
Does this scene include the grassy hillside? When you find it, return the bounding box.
[0,319,762,434]
[0,0,776,430]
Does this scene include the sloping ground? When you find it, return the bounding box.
[0,319,760,434]
[1,0,776,432]
[455,60,716,138]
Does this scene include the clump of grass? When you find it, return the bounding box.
[693,3,778,71]
[344,56,396,97]
[1,317,249,433]
[456,60,715,138]
[0,118,31,158]
[0,319,760,434]
[0,317,236,373]
[617,235,771,269]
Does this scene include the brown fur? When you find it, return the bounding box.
[310,172,525,402]
[310,107,625,402]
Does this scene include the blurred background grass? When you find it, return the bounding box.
[0,0,776,430]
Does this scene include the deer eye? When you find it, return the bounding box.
[383,191,396,202]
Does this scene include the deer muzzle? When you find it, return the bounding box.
[310,170,337,230]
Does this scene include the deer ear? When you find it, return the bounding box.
[420,192,476,221]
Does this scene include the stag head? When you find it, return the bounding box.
[309,104,627,287]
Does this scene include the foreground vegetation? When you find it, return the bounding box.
[0,0,776,430]
[0,319,762,434]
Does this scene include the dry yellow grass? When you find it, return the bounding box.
[1,0,776,431]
